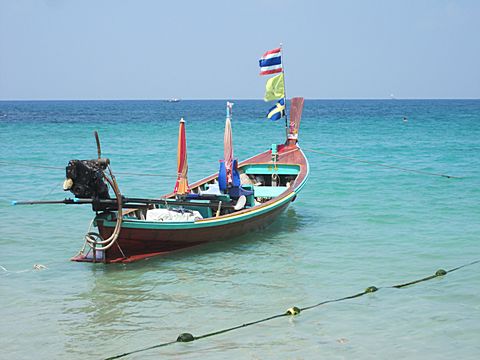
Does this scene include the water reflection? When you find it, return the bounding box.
[59,206,311,358]
[60,266,164,357]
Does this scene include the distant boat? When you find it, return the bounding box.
[390,94,397,100]
[166,98,181,103]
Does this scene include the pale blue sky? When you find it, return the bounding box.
[1,0,479,100]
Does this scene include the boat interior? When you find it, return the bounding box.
[123,162,300,222]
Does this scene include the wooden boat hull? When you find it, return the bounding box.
[72,145,309,263]
[95,195,291,263]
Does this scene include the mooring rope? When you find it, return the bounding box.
[1,151,459,179]
[0,160,63,170]
[104,259,479,360]
[302,148,461,179]
[115,171,176,178]
[0,160,175,178]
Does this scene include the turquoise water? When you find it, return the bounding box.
[0,100,479,359]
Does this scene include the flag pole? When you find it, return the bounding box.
[280,43,288,139]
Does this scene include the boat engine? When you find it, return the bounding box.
[64,159,110,199]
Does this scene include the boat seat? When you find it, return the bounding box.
[253,186,288,198]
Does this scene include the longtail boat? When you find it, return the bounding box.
[15,48,309,263]
[69,98,308,263]
[14,98,308,263]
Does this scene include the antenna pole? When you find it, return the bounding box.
[280,43,288,139]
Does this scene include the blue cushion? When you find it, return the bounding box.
[232,159,241,187]
[218,160,227,192]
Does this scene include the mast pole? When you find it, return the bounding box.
[280,43,288,140]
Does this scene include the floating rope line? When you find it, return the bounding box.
[302,148,461,179]
[0,160,175,178]
[104,259,479,360]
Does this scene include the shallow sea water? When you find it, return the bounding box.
[0,100,479,359]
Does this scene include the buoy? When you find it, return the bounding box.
[365,286,378,293]
[286,306,301,315]
[435,269,447,276]
[177,333,195,342]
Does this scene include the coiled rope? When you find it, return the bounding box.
[104,259,480,360]
[83,169,123,252]
[302,148,461,179]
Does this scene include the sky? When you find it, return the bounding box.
[0,0,479,100]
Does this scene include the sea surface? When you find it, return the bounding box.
[0,99,479,359]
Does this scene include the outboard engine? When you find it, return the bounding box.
[64,158,110,199]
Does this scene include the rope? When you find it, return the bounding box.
[115,171,176,178]
[0,264,48,274]
[0,180,64,205]
[0,160,175,178]
[39,181,65,200]
[84,167,123,254]
[302,148,461,179]
[106,341,178,359]
[0,160,63,170]
[104,259,479,359]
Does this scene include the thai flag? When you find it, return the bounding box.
[259,48,282,75]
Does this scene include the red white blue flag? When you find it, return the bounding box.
[259,48,282,75]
